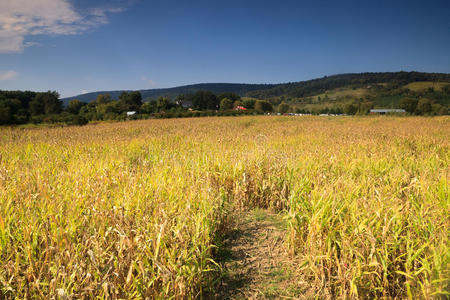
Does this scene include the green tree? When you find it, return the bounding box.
[343,102,358,115]
[242,98,256,109]
[67,99,86,114]
[399,98,418,114]
[156,97,171,112]
[140,101,157,114]
[218,92,240,102]
[68,115,88,126]
[79,104,98,121]
[29,98,45,116]
[437,106,448,115]
[0,101,12,124]
[416,98,432,115]
[192,91,218,110]
[278,101,290,114]
[220,98,233,110]
[431,104,447,115]
[254,100,273,113]
[118,91,142,112]
[233,100,243,108]
[32,91,62,115]
[95,94,112,105]
[96,101,119,115]
[358,101,374,114]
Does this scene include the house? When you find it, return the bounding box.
[178,100,193,109]
[126,111,136,116]
[370,109,405,115]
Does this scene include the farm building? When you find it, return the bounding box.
[370,109,406,115]
[177,100,193,109]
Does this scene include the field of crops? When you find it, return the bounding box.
[0,116,448,299]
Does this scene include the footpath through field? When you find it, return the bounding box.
[214,209,305,299]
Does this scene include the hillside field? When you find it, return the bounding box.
[310,87,368,102]
[405,81,449,92]
[0,116,449,299]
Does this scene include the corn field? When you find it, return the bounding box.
[0,116,448,299]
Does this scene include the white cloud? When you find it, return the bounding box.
[141,77,156,87]
[24,41,41,48]
[0,70,18,80]
[0,0,125,53]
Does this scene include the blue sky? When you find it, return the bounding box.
[0,0,449,97]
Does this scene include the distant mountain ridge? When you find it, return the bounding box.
[246,72,450,99]
[61,72,450,105]
[61,83,276,105]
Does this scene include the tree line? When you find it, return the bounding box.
[0,90,278,125]
[0,90,63,125]
[1,84,448,126]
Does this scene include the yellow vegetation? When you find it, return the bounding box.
[0,116,448,298]
[311,87,368,102]
[405,81,449,91]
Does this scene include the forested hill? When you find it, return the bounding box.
[62,72,450,105]
[2,71,449,126]
[62,83,276,105]
[246,72,450,99]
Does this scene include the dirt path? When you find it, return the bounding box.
[214,209,304,299]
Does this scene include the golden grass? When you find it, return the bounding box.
[0,116,448,298]
[311,87,368,102]
[405,81,449,91]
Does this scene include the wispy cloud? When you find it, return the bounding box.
[24,41,41,48]
[141,77,156,87]
[0,70,18,80]
[0,0,126,53]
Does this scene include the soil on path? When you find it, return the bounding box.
[214,209,305,299]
